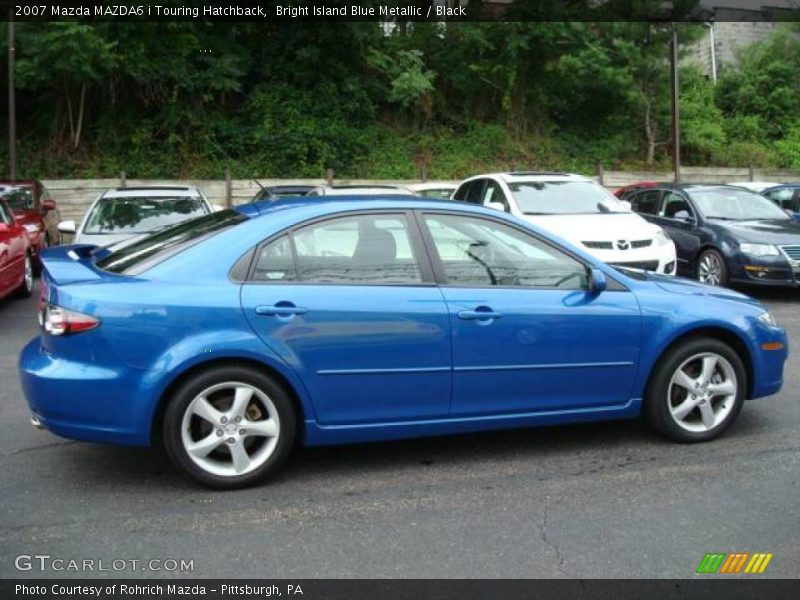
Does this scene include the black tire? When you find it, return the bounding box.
[644,337,746,443]
[162,365,297,489]
[33,236,48,275]
[15,254,34,298]
[696,248,728,287]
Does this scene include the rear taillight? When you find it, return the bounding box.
[41,304,100,336]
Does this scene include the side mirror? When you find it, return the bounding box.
[785,208,794,218]
[0,223,9,233]
[589,268,607,295]
[674,210,694,223]
[211,203,225,212]
[486,201,505,212]
[41,200,56,212]
[620,200,632,211]
[57,220,76,234]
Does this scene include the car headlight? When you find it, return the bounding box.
[757,311,779,327]
[22,223,41,234]
[654,229,671,246]
[740,243,779,257]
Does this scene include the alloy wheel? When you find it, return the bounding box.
[698,253,723,286]
[180,381,280,477]
[23,255,33,293]
[667,352,737,433]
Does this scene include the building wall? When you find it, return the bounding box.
[686,19,782,79]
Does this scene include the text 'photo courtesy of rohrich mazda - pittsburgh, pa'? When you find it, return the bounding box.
[4,2,800,593]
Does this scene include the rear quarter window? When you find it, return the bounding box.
[96,209,247,275]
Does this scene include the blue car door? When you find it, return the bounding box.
[240,212,452,425]
[419,212,642,417]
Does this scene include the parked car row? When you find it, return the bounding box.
[5,174,800,306]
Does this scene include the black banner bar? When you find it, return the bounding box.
[2,0,800,23]
[3,580,800,600]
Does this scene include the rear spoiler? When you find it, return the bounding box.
[40,244,111,285]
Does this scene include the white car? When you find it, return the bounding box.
[406,182,458,199]
[453,172,677,274]
[58,186,217,248]
[305,184,415,196]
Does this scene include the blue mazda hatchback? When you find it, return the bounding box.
[20,198,788,488]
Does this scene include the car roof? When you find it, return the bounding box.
[242,195,472,218]
[406,182,457,191]
[650,183,754,192]
[102,187,202,198]
[0,179,37,186]
[465,172,589,184]
[762,183,800,190]
[310,185,414,196]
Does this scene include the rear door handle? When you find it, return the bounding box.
[255,304,308,317]
[458,308,503,320]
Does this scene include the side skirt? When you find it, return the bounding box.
[302,398,642,446]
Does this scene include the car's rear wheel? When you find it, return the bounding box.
[696,248,728,287]
[15,254,33,298]
[163,365,296,489]
[645,337,745,443]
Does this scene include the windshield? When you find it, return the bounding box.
[689,188,790,221]
[83,196,209,234]
[96,209,246,275]
[0,186,35,211]
[508,181,630,215]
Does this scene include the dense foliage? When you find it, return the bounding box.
[1,19,799,179]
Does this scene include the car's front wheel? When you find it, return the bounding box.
[645,337,745,443]
[163,365,297,489]
[696,248,728,287]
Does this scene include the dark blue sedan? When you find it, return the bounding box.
[627,184,800,288]
[19,197,788,488]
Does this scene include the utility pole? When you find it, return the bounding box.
[7,9,16,180]
[669,25,680,184]
[705,22,717,84]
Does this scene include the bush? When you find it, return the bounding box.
[714,141,772,168]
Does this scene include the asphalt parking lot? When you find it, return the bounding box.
[1,280,798,579]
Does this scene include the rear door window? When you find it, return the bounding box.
[251,214,424,285]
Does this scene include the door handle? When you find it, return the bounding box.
[255,304,308,317]
[458,309,503,320]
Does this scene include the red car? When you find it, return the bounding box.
[0,180,61,268]
[614,180,660,199]
[0,197,33,302]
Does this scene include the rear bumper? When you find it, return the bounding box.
[19,337,152,446]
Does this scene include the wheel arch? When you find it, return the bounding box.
[646,326,754,401]
[150,357,308,447]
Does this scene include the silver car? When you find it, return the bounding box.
[58,186,217,247]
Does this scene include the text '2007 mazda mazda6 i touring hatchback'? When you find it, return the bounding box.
[19,197,788,488]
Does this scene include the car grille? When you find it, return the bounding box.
[780,245,800,261]
[610,260,659,272]
[583,239,652,249]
